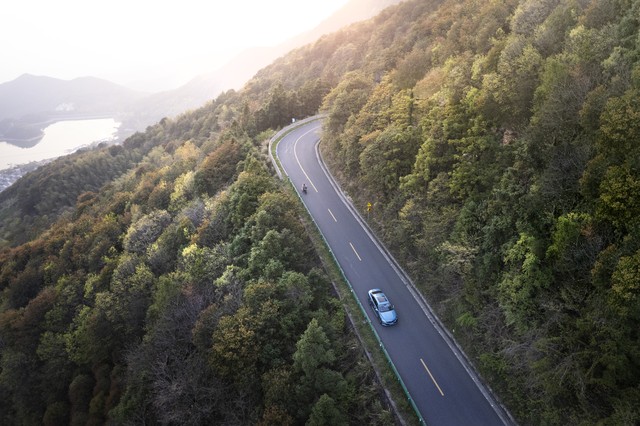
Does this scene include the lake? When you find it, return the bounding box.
[0,118,120,170]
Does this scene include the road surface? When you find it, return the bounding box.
[275,118,512,426]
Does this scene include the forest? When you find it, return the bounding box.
[1,0,639,424]
[0,98,391,423]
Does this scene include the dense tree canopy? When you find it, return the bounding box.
[0,56,389,425]
[2,0,640,424]
[316,0,640,423]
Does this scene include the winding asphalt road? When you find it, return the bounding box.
[276,118,512,426]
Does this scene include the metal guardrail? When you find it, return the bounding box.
[270,116,427,425]
[268,115,327,180]
[310,137,515,426]
[292,175,426,425]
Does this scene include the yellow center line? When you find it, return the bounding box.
[420,358,445,396]
[349,242,362,261]
[328,208,337,222]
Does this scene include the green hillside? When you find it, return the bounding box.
[317,0,640,423]
[0,109,389,424]
[1,0,640,424]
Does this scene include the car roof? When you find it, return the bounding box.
[371,290,390,304]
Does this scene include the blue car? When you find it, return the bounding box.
[367,289,397,326]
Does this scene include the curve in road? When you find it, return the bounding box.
[275,118,513,426]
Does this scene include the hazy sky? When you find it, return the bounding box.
[2,0,350,91]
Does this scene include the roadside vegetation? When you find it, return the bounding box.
[0,112,392,424]
[318,0,640,423]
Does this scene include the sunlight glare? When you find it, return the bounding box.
[2,0,350,90]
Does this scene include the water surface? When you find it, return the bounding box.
[0,118,120,170]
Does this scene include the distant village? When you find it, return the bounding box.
[0,160,48,192]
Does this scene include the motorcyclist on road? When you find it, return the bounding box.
[302,183,307,193]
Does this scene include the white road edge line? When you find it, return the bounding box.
[311,134,512,425]
[293,126,321,192]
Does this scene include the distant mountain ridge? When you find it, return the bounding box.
[0,73,145,120]
[189,0,405,92]
[0,74,145,146]
[130,0,405,129]
[0,0,404,147]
